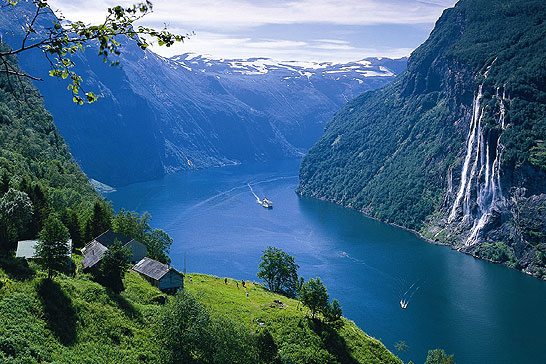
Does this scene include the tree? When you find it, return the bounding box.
[21,182,48,239]
[157,291,256,364]
[112,209,149,242]
[3,0,186,104]
[35,215,70,279]
[425,349,456,364]
[86,200,113,241]
[60,209,83,250]
[0,188,33,252]
[148,228,172,264]
[257,246,299,297]
[0,171,9,195]
[98,240,130,293]
[299,277,329,319]
[325,298,343,325]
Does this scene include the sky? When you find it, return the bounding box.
[47,0,457,62]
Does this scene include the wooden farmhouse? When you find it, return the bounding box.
[16,239,72,259]
[90,230,147,264]
[81,241,108,273]
[132,257,184,293]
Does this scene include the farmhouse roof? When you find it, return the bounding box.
[16,239,72,259]
[132,257,182,281]
[81,241,108,270]
[94,230,132,247]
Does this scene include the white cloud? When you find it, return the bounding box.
[149,31,413,62]
[312,44,355,51]
[48,0,457,29]
[46,0,456,61]
[314,39,352,45]
[245,40,309,49]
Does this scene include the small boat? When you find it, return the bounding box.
[261,198,273,208]
[400,299,408,309]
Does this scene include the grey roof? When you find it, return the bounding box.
[125,239,146,249]
[16,239,72,259]
[132,257,182,281]
[81,241,108,270]
[94,230,132,247]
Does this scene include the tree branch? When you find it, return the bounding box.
[4,68,43,81]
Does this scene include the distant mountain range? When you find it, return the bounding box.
[0,2,406,186]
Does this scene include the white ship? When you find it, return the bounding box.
[260,198,273,208]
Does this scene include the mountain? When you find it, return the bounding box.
[0,2,406,186]
[0,38,98,250]
[297,0,546,277]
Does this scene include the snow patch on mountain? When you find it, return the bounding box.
[169,53,404,81]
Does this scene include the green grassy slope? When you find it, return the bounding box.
[0,257,165,363]
[185,274,402,364]
[0,259,402,364]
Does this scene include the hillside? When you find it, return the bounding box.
[297,0,546,277]
[0,40,99,249]
[0,45,96,206]
[0,256,403,363]
[185,274,402,364]
[0,1,406,186]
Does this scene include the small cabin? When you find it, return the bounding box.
[81,241,108,272]
[132,257,184,294]
[89,230,147,264]
[16,239,72,259]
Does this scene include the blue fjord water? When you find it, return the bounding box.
[109,159,546,364]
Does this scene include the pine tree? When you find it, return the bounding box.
[0,171,9,196]
[61,209,83,250]
[89,201,113,239]
[35,216,70,280]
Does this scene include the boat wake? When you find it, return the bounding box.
[339,251,395,285]
[397,279,422,309]
[247,183,261,203]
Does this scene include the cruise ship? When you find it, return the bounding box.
[260,198,273,209]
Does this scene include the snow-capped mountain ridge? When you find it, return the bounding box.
[169,53,406,78]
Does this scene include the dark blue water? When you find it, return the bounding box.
[109,159,546,364]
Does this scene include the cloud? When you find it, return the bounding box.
[314,39,352,45]
[312,44,355,51]
[146,31,413,62]
[48,0,456,29]
[246,40,309,49]
[46,0,456,61]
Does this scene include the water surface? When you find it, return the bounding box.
[109,159,546,364]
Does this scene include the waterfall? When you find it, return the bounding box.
[448,83,508,245]
[448,85,484,222]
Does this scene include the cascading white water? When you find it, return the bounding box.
[448,82,508,245]
[448,85,484,222]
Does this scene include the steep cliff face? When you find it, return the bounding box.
[0,1,406,186]
[298,0,546,277]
